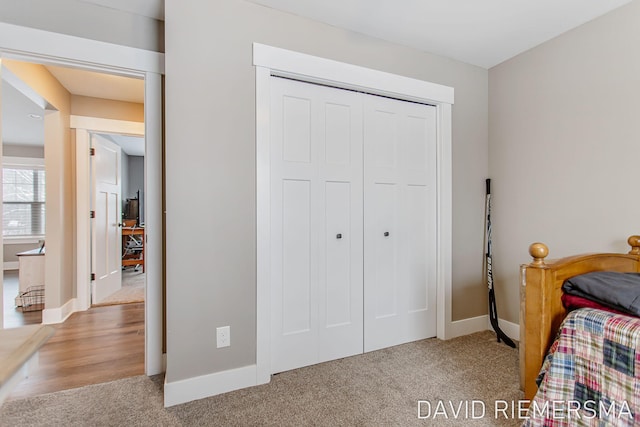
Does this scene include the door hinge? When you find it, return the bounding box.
[90,210,95,218]
[91,273,96,281]
[90,148,95,156]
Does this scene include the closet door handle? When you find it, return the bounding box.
[384,231,390,237]
[336,233,342,239]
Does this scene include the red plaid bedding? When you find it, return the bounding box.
[523,308,640,426]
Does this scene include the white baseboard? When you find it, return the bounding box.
[164,364,257,407]
[448,315,520,342]
[490,317,520,341]
[42,298,77,324]
[3,261,18,271]
[448,315,489,338]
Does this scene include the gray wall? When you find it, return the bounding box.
[3,144,44,158]
[488,1,640,324]
[4,243,41,264]
[0,0,163,52]
[120,154,144,223]
[127,156,144,223]
[121,150,129,214]
[165,0,488,383]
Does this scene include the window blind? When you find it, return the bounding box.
[2,166,45,237]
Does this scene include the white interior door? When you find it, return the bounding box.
[91,133,122,304]
[363,95,437,352]
[270,77,364,373]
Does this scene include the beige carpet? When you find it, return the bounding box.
[93,270,145,306]
[0,331,523,426]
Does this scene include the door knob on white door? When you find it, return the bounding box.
[336,234,342,239]
[384,231,390,237]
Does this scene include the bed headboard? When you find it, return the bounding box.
[519,235,640,401]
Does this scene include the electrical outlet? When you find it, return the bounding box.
[216,326,230,348]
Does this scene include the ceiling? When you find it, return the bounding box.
[60,1,634,68]
[244,0,631,68]
[68,0,632,68]
[46,66,145,104]
[101,134,145,156]
[2,65,144,156]
[1,79,44,147]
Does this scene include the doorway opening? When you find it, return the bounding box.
[0,59,148,397]
[0,21,163,385]
[90,131,145,307]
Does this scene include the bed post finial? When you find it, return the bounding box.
[529,243,548,267]
[628,235,640,255]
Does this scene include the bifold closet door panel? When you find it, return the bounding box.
[363,94,438,352]
[270,79,318,373]
[317,86,364,365]
[270,77,364,373]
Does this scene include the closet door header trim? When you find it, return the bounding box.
[253,43,454,106]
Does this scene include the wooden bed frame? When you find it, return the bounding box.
[519,235,640,401]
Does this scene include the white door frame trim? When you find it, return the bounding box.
[254,43,454,385]
[0,22,164,75]
[74,119,144,312]
[0,22,164,376]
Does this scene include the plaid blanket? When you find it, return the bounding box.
[523,308,640,426]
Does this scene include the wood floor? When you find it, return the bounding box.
[3,271,42,328]
[8,303,145,400]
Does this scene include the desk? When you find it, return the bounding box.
[16,248,45,295]
[122,227,144,272]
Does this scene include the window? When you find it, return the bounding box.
[2,161,45,237]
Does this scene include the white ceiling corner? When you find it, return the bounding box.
[101,133,145,156]
[245,0,632,68]
[45,65,145,104]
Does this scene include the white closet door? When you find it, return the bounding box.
[270,77,364,373]
[363,95,437,352]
